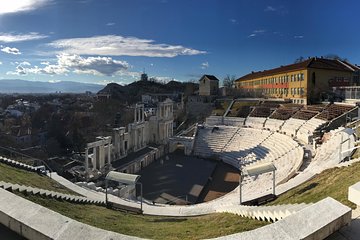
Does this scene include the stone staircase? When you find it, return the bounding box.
[0,181,105,206]
[217,203,311,222]
[0,155,45,173]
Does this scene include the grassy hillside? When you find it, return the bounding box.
[269,161,360,209]
[21,194,268,240]
[0,163,78,195]
[0,161,268,239]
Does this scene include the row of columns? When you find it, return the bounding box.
[135,104,145,123]
[134,126,145,151]
[85,137,111,173]
[113,127,127,159]
[159,104,173,119]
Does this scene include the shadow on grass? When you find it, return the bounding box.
[296,182,319,194]
[151,218,187,223]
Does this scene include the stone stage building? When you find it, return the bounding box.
[84,98,174,178]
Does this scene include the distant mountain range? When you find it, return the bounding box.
[99,80,198,103]
[0,79,104,93]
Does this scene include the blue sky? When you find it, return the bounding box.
[0,0,359,85]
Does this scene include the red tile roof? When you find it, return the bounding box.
[236,57,355,82]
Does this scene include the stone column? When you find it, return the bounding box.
[120,135,124,156]
[140,128,143,148]
[98,145,104,169]
[108,140,111,164]
[85,147,89,172]
[165,123,168,139]
[117,132,120,158]
[134,128,138,151]
[142,107,145,121]
[93,147,97,170]
[171,122,173,137]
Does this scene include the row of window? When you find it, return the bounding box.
[245,87,305,95]
[264,87,304,95]
[293,99,305,104]
[239,73,305,87]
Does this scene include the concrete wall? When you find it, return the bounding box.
[307,68,353,103]
[118,146,165,174]
[0,188,139,240]
[348,181,360,206]
[168,136,194,155]
[213,197,351,240]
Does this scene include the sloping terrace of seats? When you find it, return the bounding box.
[291,104,327,120]
[316,104,356,121]
[0,181,104,205]
[248,101,283,118]
[212,99,233,116]
[226,100,259,117]
[193,126,238,158]
[269,104,302,120]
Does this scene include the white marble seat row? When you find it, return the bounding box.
[280,118,306,136]
[0,181,104,205]
[296,118,327,144]
[0,155,45,173]
[263,118,284,131]
[193,126,304,199]
[244,117,267,128]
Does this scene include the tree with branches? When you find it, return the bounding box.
[223,74,236,88]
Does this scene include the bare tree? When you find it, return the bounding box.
[223,74,236,88]
[294,56,305,63]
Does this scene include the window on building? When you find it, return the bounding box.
[301,73,304,80]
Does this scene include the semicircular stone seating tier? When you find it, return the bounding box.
[194,126,304,200]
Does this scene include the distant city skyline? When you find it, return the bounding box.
[0,0,359,85]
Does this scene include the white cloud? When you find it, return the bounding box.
[264,6,276,12]
[106,22,115,26]
[229,19,238,24]
[7,54,129,76]
[1,46,22,55]
[294,35,304,39]
[57,54,129,76]
[248,29,266,38]
[21,61,31,66]
[0,32,48,42]
[0,0,50,15]
[48,35,207,57]
[7,61,33,75]
[0,61,2,65]
[201,62,209,69]
[264,5,288,15]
